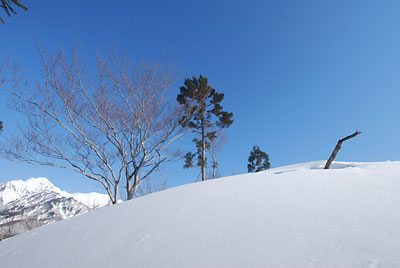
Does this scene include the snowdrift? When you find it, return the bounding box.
[1,161,400,268]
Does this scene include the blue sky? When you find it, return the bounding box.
[1,0,400,195]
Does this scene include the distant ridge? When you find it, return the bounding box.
[0,177,110,240]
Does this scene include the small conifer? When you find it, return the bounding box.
[248,145,270,172]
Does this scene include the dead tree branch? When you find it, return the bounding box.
[324,131,361,169]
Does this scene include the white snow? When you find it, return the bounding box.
[71,192,111,209]
[1,161,400,268]
[0,177,110,209]
[0,177,59,205]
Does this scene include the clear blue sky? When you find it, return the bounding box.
[1,0,400,195]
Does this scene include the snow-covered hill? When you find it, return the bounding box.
[0,177,110,239]
[1,161,400,268]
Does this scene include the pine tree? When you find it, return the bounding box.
[177,75,233,181]
[0,0,28,24]
[248,145,270,172]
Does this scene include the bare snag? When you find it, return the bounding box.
[324,131,361,169]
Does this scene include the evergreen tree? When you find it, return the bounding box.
[0,0,27,24]
[177,75,233,181]
[248,145,270,172]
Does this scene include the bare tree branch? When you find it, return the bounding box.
[0,46,184,203]
[324,131,361,169]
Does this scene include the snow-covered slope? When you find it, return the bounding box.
[1,161,400,268]
[0,177,110,238]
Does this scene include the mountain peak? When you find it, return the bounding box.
[0,177,61,205]
[25,177,54,188]
[0,177,110,241]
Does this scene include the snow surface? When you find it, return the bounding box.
[1,161,400,268]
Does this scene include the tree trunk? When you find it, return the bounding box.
[127,185,138,200]
[127,191,134,200]
[127,171,141,200]
[201,110,206,182]
[126,179,131,200]
[113,185,119,204]
[212,163,216,179]
[127,174,141,200]
[324,131,361,169]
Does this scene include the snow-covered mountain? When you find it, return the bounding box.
[1,161,400,268]
[0,177,110,239]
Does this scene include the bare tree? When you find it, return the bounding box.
[207,130,226,179]
[135,176,168,197]
[0,47,184,204]
[0,209,43,241]
[0,222,17,241]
